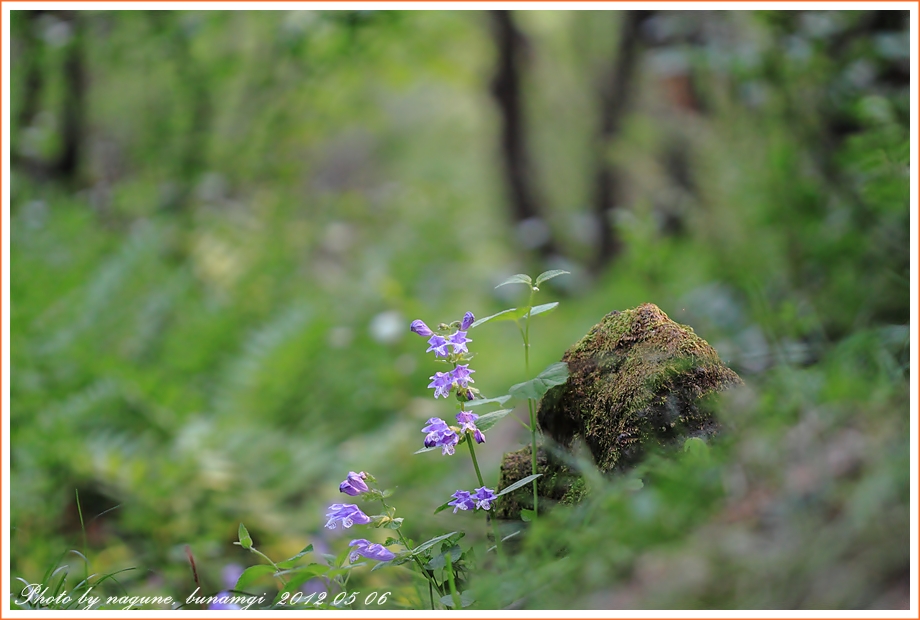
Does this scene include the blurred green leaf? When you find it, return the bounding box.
[534,270,569,286]
[494,274,532,289]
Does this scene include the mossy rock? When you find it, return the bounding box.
[495,303,741,519]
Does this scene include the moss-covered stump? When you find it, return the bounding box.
[495,303,741,519]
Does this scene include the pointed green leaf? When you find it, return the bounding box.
[534,269,570,286]
[508,362,569,401]
[411,532,459,556]
[495,274,532,289]
[414,445,437,454]
[520,509,535,522]
[237,523,253,550]
[496,473,543,497]
[234,564,275,592]
[476,409,514,432]
[276,544,314,569]
[433,500,452,515]
[470,307,527,328]
[465,394,512,408]
[527,301,559,318]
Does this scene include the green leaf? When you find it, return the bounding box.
[271,565,328,605]
[470,307,527,328]
[384,517,404,530]
[275,544,314,569]
[433,500,451,515]
[414,445,437,454]
[682,437,711,463]
[520,509,535,522]
[534,269,570,286]
[465,394,512,408]
[494,274,532,289]
[475,409,514,432]
[424,544,462,570]
[384,537,399,546]
[411,532,459,556]
[237,523,253,550]
[496,473,542,497]
[508,362,569,401]
[440,592,475,608]
[624,477,644,491]
[234,564,275,592]
[501,530,522,542]
[370,560,394,572]
[527,301,559,317]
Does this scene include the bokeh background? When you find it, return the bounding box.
[9,9,911,609]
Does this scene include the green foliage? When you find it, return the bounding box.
[10,9,907,610]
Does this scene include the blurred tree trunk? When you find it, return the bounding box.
[13,10,86,184]
[488,10,559,259]
[590,10,653,272]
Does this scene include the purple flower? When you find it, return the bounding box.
[460,311,475,331]
[428,371,453,399]
[410,319,433,337]
[456,411,485,444]
[324,503,372,530]
[448,331,472,355]
[209,592,242,610]
[426,334,450,358]
[472,487,498,510]
[348,539,396,564]
[448,490,476,513]
[339,471,369,496]
[221,563,244,589]
[449,364,475,388]
[421,417,459,455]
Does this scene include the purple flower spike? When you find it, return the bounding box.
[460,312,475,330]
[472,487,498,510]
[348,539,396,564]
[410,319,433,337]
[428,372,453,399]
[426,334,450,358]
[421,417,459,455]
[449,364,475,388]
[456,411,486,444]
[448,490,476,513]
[324,503,372,530]
[448,331,472,355]
[339,471,369,496]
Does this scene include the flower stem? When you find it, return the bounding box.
[466,439,503,561]
[380,499,445,604]
[523,285,539,519]
[445,553,462,609]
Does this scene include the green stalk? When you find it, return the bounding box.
[444,553,462,609]
[466,438,503,560]
[523,285,539,519]
[381,499,444,606]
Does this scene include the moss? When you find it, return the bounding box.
[495,303,741,519]
[493,445,584,520]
